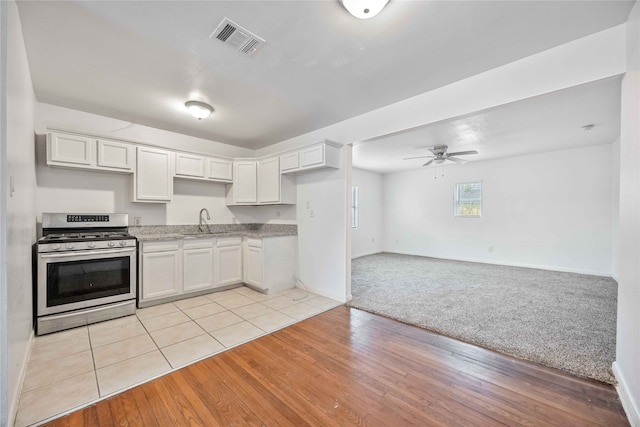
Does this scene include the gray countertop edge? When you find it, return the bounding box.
[135,231,297,242]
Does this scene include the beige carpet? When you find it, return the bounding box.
[349,253,617,384]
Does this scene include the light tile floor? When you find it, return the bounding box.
[15,286,341,427]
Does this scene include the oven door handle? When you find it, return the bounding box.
[39,248,136,258]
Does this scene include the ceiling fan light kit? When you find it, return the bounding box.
[340,0,389,19]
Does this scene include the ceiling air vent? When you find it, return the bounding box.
[210,18,265,56]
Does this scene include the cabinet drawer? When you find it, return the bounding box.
[142,241,180,253]
[245,238,263,248]
[216,237,242,247]
[183,238,214,250]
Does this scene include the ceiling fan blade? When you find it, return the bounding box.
[447,150,478,156]
[422,159,435,167]
[403,155,434,160]
[446,156,467,164]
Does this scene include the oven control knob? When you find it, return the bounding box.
[107,241,116,247]
[52,244,61,250]
[119,240,127,247]
[87,242,96,248]
[65,243,74,249]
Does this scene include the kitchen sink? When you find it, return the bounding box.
[182,231,228,238]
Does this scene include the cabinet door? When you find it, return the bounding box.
[300,144,324,168]
[215,245,243,286]
[258,157,280,204]
[47,133,96,168]
[141,251,181,300]
[233,161,257,203]
[97,139,134,171]
[243,245,264,289]
[175,153,205,178]
[135,147,173,202]
[280,152,299,173]
[207,158,233,182]
[183,247,214,292]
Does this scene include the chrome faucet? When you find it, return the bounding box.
[199,208,211,232]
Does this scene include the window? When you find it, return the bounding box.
[454,181,482,217]
[351,186,359,228]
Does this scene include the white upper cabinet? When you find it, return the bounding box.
[47,132,136,173]
[279,151,299,173]
[258,157,280,204]
[174,153,233,183]
[226,161,257,205]
[258,157,296,205]
[97,139,135,171]
[134,146,173,203]
[47,132,96,168]
[207,158,233,182]
[280,141,341,175]
[175,152,206,178]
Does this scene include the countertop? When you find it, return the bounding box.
[129,223,297,242]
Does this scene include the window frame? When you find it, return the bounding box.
[453,181,482,218]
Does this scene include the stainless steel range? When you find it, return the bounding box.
[36,213,137,335]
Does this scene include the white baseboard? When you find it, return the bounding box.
[613,361,640,427]
[385,250,613,277]
[351,250,383,260]
[296,284,347,304]
[8,329,34,427]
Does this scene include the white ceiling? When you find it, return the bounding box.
[352,76,622,173]
[16,1,634,150]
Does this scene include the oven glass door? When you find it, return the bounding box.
[47,256,130,307]
[38,247,136,316]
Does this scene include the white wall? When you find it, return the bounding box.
[5,1,37,424]
[255,26,626,304]
[351,168,383,258]
[34,103,292,227]
[383,144,614,276]
[294,154,348,301]
[611,137,620,281]
[614,1,640,425]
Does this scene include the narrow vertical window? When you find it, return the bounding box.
[454,181,482,217]
[351,186,359,228]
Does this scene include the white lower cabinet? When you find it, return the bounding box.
[214,238,243,287]
[140,241,182,302]
[183,239,214,292]
[139,235,296,306]
[243,236,296,293]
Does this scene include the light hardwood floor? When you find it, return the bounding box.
[45,306,629,426]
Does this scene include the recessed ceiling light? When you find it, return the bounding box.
[185,101,214,120]
[340,0,389,19]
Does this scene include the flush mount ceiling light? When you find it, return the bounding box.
[340,0,389,19]
[185,101,214,120]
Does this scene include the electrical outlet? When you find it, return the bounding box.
[488,246,494,253]
[275,211,281,217]
[306,201,311,209]
[134,217,142,226]
[372,237,375,243]
[310,210,315,218]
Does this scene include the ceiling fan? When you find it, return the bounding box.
[403,145,478,166]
